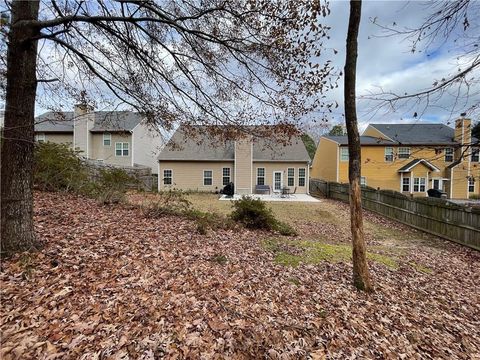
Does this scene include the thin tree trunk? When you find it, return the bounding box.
[1,0,41,255]
[344,0,373,292]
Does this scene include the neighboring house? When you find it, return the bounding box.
[34,105,162,173]
[157,125,311,194]
[311,118,480,199]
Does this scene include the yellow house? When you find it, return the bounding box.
[311,118,480,199]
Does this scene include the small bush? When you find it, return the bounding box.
[34,142,89,192]
[90,168,136,204]
[141,190,193,217]
[230,196,297,235]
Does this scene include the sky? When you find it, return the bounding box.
[21,0,479,133]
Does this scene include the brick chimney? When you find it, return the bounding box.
[73,104,95,157]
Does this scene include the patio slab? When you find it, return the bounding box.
[219,194,320,202]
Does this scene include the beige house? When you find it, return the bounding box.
[158,126,311,194]
[34,105,162,173]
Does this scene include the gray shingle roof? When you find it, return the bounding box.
[158,126,310,162]
[35,112,74,132]
[369,123,458,145]
[323,135,395,145]
[34,111,143,133]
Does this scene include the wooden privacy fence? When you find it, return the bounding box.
[310,179,480,250]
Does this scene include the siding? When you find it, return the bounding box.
[132,122,162,173]
[158,161,234,192]
[363,125,392,140]
[252,162,309,194]
[90,133,132,167]
[234,138,253,194]
[43,133,73,145]
[310,137,338,181]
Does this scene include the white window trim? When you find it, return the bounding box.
[340,147,349,162]
[287,168,295,187]
[445,147,454,162]
[203,169,213,186]
[103,133,111,146]
[115,142,129,157]
[401,176,410,192]
[163,169,173,185]
[273,171,283,191]
[385,147,394,162]
[298,167,306,187]
[256,167,266,186]
[413,177,426,192]
[35,133,46,142]
[360,176,367,186]
[398,147,410,159]
[468,178,475,193]
[222,167,231,186]
[471,148,479,162]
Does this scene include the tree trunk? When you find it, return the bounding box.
[344,0,373,292]
[1,0,41,256]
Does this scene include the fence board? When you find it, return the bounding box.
[310,179,480,250]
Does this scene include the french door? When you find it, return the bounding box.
[273,171,283,191]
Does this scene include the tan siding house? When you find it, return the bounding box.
[158,126,311,194]
[34,106,162,173]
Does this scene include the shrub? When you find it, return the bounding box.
[141,190,193,217]
[34,142,89,192]
[89,168,136,204]
[230,196,297,235]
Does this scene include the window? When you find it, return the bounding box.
[402,177,410,192]
[468,177,475,193]
[445,148,454,162]
[103,133,111,146]
[163,169,172,185]
[298,168,306,187]
[222,167,231,186]
[413,177,426,192]
[203,170,213,186]
[115,142,129,156]
[287,168,295,187]
[340,147,349,161]
[398,147,410,159]
[360,177,367,186]
[385,147,394,162]
[35,133,45,143]
[472,148,479,162]
[257,168,265,185]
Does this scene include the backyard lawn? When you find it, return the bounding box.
[1,191,479,359]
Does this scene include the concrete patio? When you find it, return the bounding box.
[219,194,320,202]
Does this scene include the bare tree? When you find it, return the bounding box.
[344,0,373,292]
[363,0,480,121]
[0,0,336,254]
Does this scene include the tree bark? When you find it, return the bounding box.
[1,0,41,255]
[344,0,373,292]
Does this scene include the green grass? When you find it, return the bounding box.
[263,238,399,269]
[410,262,433,274]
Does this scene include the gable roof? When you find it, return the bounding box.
[323,135,395,145]
[397,159,440,173]
[368,123,458,145]
[158,126,310,162]
[34,111,143,133]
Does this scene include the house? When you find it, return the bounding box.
[311,117,480,199]
[157,125,311,194]
[34,105,162,173]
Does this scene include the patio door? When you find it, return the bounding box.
[273,171,283,191]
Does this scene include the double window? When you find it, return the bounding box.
[402,177,410,192]
[287,168,295,187]
[468,177,475,193]
[445,148,454,162]
[257,168,265,185]
[203,170,213,186]
[103,133,111,146]
[413,177,426,192]
[340,147,349,162]
[222,168,231,186]
[385,147,394,162]
[472,148,479,162]
[163,169,172,185]
[398,147,410,159]
[298,168,306,187]
[115,142,129,156]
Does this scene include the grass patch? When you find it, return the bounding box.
[410,262,433,274]
[210,254,228,265]
[263,238,398,269]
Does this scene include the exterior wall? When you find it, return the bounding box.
[73,105,94,157]
[310,137,338,181]
[398,163,432,197]
[132,122,162,174]
[234,138,253,195]
[90,132,132,167]
[39,133,73,145]
[252,161,309,194]
[363,125,393,140]
[333,144,478,199]
[158,161,234,192]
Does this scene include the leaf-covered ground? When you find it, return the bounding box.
[1,191,479,359]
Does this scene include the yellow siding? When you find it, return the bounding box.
[362,126,392,140]
[158,161,234,192]
[44,133,73,145]
[90,133,132,166]
[311,137,338,181]
[252,162,309,194]
[234,139,253,194]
